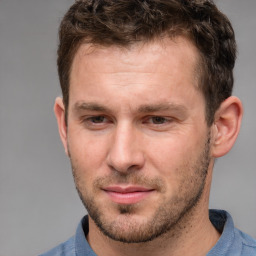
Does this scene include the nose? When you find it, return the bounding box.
[106,123,145,174]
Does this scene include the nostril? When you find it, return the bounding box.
[127,164,141,172]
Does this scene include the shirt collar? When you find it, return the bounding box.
[74,210,237,256]
[207,209,240,255]
[75,216,97,256]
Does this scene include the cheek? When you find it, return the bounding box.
[146,136,193,170]
[145,133,206,192]
[69,143,102,194]
[67,130,110,174]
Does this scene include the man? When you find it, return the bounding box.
[41,0,256,255]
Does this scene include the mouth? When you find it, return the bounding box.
[102,185,155,205]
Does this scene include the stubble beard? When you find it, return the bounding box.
[70,135,211,244]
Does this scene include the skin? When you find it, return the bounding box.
[55,37,243,256]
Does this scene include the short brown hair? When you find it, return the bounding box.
[57,0,236,125]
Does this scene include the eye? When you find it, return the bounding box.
[144,116,172,125]
[82,115,112,130]
[150,116,168,124]
[88,116,107,124]
[142,116,175,131]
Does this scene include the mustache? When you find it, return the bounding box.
[92,172,166,192]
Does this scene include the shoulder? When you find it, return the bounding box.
[39,236,76,256]
[235,228,256,254]
[208,209,256,255]
[39,215,94,256]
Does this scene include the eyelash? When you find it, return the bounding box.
[143,116,172,125]
[81,115,174,130]
[82,115,110,126]
[86,116,108,123]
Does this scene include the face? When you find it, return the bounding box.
[63,37,213,243]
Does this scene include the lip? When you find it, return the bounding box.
[103,185,155,205]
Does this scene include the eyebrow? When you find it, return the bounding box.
[73,102,111,113]
[137,103,187,113]
[73,101,187,114]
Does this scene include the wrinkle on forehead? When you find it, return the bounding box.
[71,36,201,82]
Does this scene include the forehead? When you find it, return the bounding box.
[70,36,200,84]
[68,36,203,115]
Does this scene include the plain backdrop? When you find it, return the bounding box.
[0,0,255,255]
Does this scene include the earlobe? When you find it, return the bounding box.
[54,97,69,156]
[211,96,243,158]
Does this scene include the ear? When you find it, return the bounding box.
[54,97,69,156]
[211,96,243,158]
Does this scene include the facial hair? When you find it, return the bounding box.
[70,135,211,243]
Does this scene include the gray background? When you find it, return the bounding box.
[0,0,255,255]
